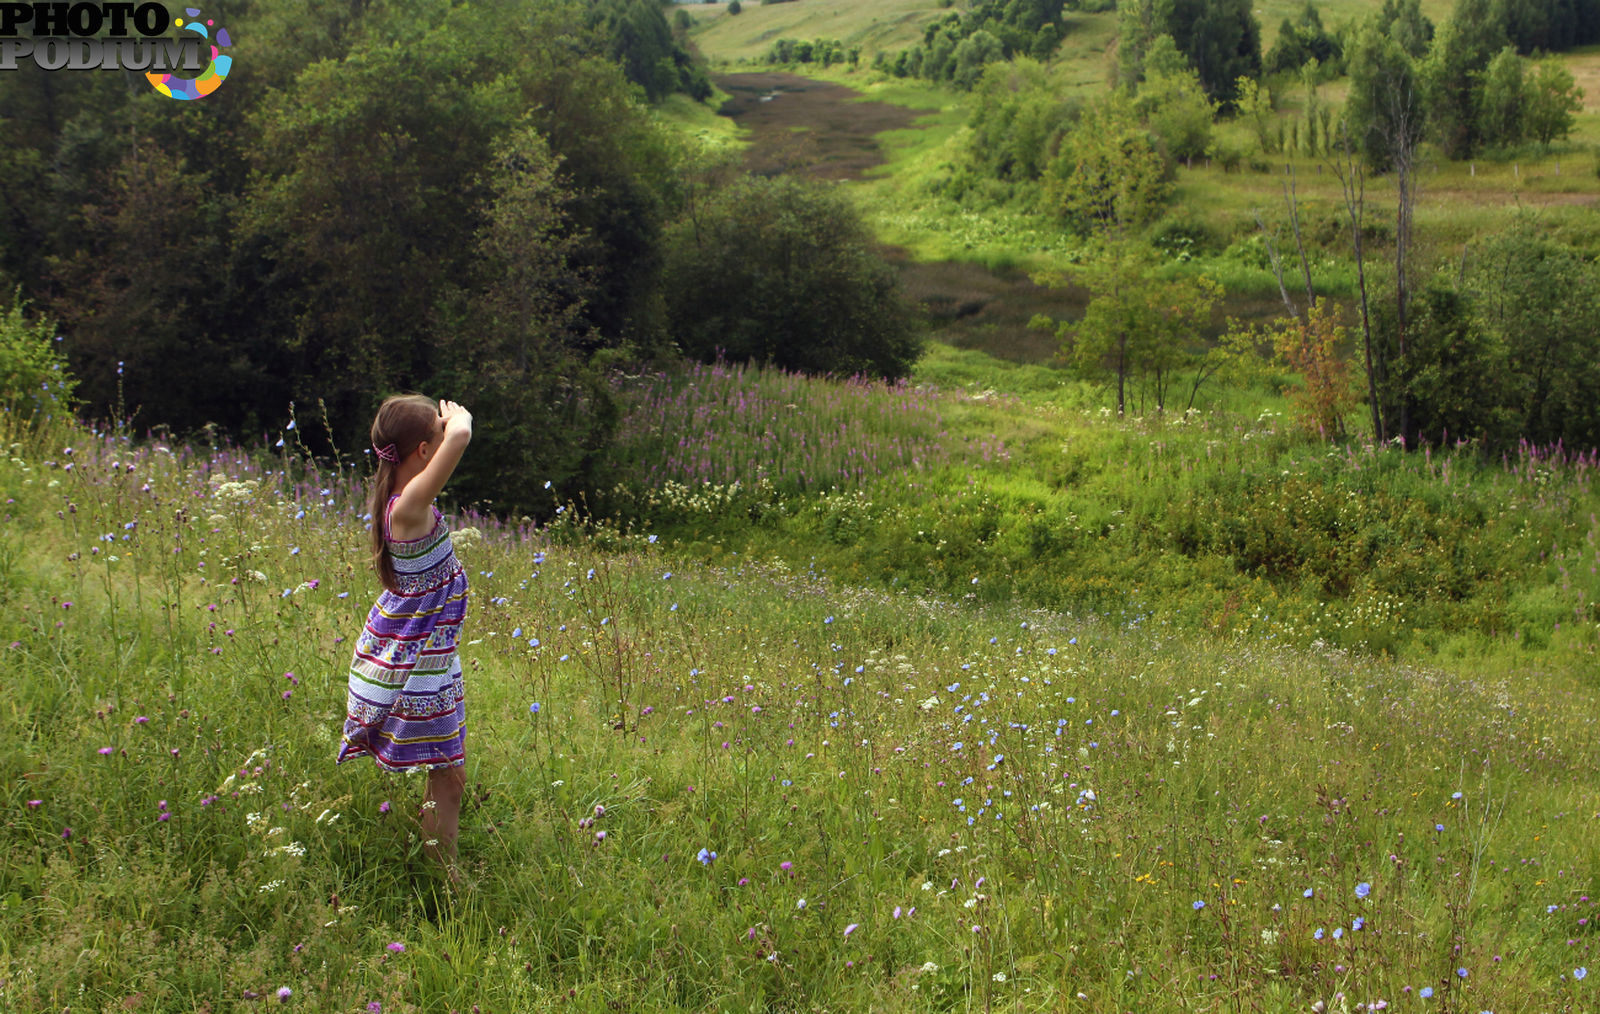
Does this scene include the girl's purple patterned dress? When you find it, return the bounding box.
[337,495,468,771]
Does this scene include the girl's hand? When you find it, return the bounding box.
[439,399,472,435]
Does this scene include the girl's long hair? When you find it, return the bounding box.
[367,394,440,593]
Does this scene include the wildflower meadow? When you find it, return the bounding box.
[2,370,1599,1014]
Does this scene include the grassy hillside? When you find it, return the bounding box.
[684,0,1600,307]
[684,0,1460,62]
[683,0,946,63]
[4,400,1600,1011]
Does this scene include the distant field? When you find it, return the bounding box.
[683,0,945,63]
[683,0,1460,64]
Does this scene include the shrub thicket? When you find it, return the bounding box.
[661,177,924,380]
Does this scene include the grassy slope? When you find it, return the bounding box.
[682,0,945,63]
[5,417,1600,1012]
[686,0,1600,313]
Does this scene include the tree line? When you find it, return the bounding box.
[0,0,921,513]
[947,0,1600,449]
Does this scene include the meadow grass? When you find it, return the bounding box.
[4,411,1600,1012]
[655,87,750,155]
[684,0,944,64]
[614,345,1600,667]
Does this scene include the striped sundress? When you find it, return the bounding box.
[337,495,469,771]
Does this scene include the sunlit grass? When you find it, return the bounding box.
[4,413,1599,1011]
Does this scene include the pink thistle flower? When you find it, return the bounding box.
[387,942,405,953]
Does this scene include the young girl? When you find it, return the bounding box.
[337,394,473,872]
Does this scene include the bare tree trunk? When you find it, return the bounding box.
[1254,208,1299,320]
[1333,124,1384,444]
[1286,167,1316,311]
[1388,83,1421,447]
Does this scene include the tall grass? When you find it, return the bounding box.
[4,416,1600,1011]
[606,359,952,505]
[611,349,1600,666]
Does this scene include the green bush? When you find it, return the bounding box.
[661,176,924,380]
[0,292,76,425]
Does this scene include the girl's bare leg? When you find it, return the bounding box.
[422,764,466,877]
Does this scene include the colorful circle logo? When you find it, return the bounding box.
[147,7,231,100]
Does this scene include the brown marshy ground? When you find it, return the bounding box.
[717,71,1083,364]
[713,72,1288,366]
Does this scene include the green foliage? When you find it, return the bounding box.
[1478,46,1529,148]
[1043,96,1173,233]
[1141,33,1191,78]
[587,0,712,101]
[728,0,741,11]
[1423,0,1509,158]
[953,29,1006,89]
[1524,57,1585,147]
[1,0,685,462]
[1234,77,1277,154]
[766,36,853,66]
[1263,1,1343,75]
[888,0,1071,87]
[0,293,74,424]
[1496,0,1600,50]
[1115,0,1159,90]
[965,58,1081,181]
[1344,20,1426,170]
[1465,224,1600,449]
[661,176,924,380]
[1135,67,1217,163]
[430,128,618,514]
[1153,0,1262,104]
[1034,239,1223,414]
[1386,280,1513,446]
[1377,0,1435,57]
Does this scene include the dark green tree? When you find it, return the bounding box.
[1423,0,1508,158]
[661,177,923,379]
[1264,2,1343,74]
[953,30,1006,89]
[1155,0,1261,103]
[432,127,617,511]
[1344,21,1426,170]
[1467,225,1600,448]
[1379,280,1510,447]
[1477,46,1528,147]
[1377,0,1435,57]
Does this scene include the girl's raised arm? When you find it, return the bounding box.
[391,400,472,529]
